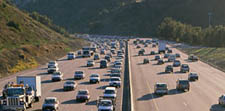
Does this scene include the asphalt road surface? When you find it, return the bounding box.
[129,39,225,111]
[0,49,124,111]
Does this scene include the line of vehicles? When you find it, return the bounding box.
[134,39,199,95]
[0,38,126,111]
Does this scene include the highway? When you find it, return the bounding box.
[0,48,124,111]
[129,39,225,111]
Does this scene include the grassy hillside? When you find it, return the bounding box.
[181,48,225,72]
[0,1,87,77]
[10,0,225,36]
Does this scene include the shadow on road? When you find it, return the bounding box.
[210,104,225,111]
[79,81,90,85]
[38,67,47,70]
[103,73,111,76]
[86,100,97,106]
[89,67,101,70]
[100,78,110,82]
[157,72,171,75]
[41,80,52,84]
[168,89,185,95]
[96,85,108,90]
[80,65,88,68]
[137,63,145,65]
[61,99,80,104]
[65,78,74,81]
[52,88,64,92]
[137,93,161,101]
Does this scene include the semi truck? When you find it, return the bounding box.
[158,42,166,54]
[1,76,41,111]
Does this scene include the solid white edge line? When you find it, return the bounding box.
[128,41,135,111]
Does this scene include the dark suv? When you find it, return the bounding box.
[176,79,190,91]
[165,65,173,73]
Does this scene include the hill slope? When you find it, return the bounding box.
[0,1,86,77]
[12,0,225,36]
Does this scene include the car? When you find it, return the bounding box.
[157,59,164,65]
[100,49,105,55]
[48,65,59,74]
[106,53,113,58]
[74,71,85,79]
[77,51,82,56]
[164,53,170,58]
[87,60,95,67]
[180,64,190,73]
[89,74,100,83]
[114,61,122,67]
[176,79,190,91]
[103,87,117,99]
[219,95,225,105]
[138,50,144,56]
[63,81,76,91]
[67,52,76,60]
[136,45,141,48]
[150,51,155,55]
[188,54,199,62]
[100,59,108,68]
[52,71,63,81]
[76,89,90,102]
[94,54,100,60]
[111,68,121,74]
[48,61,58,68]
[167,49,172,53]
[152,44,156,47]
[42,97,59,111]
[111,49,116,54]
[143,58,150,64]
[188,72,199,81]
[155,55,161,60]
[168,54,176,62]
[117,53,124,58]
[110,73,121,77]
[154,83,168,95]
[105,55,111,62]
[144,44,148,47]
[109,77,121,88]
[173,60,181,67]
[165,65,173,73]
[175,53,181,58]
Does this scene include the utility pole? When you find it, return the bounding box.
[208,12,212,27]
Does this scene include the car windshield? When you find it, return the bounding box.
[49,66,56,68]
[75,71,83,74]
[7,88,24,96]
[78,91,88,95]
[99,101,112,106]
[156,84,167,87]
[91,74,99,77]
[49,61,56,64]
[65,81,74,84]
[45,99,56,104]
[111,78,120,81]
[104,90,115,94]
[182,65,189,68]
[179,80,189,84]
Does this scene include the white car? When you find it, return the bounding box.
[109,77,121,88]
[52,71,63,81]
[42,97,59,111]
[89,74,100,83]
[219,95,225,105]
[67,52,76,60]
[48,61,58,68]
[63,81,77,91]
[103,87,117,99]
[74,71,85,79]
[48,66,59,74]
[87,60,95,67]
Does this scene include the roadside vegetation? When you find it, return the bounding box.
[0,1,87,77]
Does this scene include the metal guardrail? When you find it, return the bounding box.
[122,40,132,111]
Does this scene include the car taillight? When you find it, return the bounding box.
[20,101,24,105]
[3,100,7,105]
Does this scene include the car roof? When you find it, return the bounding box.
[45,97,57,100]
[105,87,116,90]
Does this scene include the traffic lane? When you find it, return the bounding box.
[130,39,225,111]
[129,42,189,111]
[28,52,124,111]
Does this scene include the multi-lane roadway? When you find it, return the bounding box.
[129,39,225,111]
[0,48,124,111]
